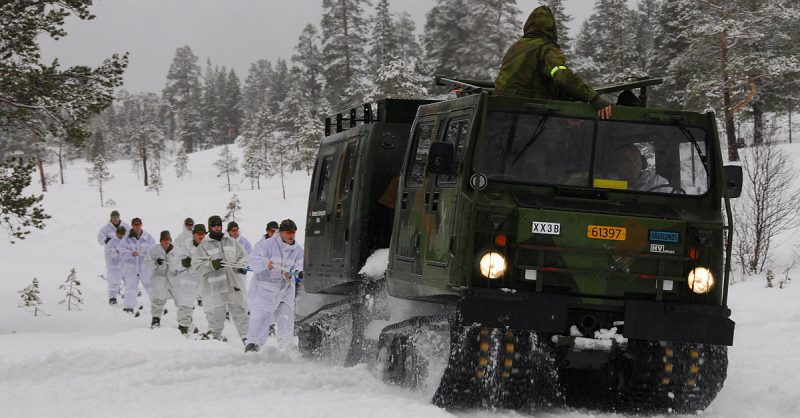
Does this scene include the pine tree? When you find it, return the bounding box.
[321,0,371,110]
[292,24,325,102]
[223,68,243,142]
[573,0,640,85]
[87,155,113,207]
[214,144,240,192]
[118,93,165,186]
[162,46,204,152]
[0,158,49,243]
[201,59,223,145]
[18,278,43,315]
[370,0,399,72]
[223,194,241,222]
[242,59,273,118]
[422,0,471,78]
[59,268,83,311]
[175,146,190,179]
[395,12,423,67]
[0,1,127,146]
[370,59,429,101]
[460,0,521,79]
[282,75,322,173]
[146,159,163,196]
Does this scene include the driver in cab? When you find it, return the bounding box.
[615,144,673,192]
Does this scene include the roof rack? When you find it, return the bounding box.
[434,74,663,106]
[324,99,439,136]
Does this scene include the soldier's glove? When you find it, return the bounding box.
[181,257,192,268]
[129,229,137,238]
[211,259,224,270]
[237,268,248,275]
[156,258,164,266]
[104,237,111,244]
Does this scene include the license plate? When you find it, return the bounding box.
[532,221,561,235]
[587,225,626,241]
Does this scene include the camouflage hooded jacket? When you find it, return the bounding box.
[494,6,598,103]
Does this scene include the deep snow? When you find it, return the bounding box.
[1,143,799,418]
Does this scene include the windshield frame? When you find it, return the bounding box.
[472,109,714,198]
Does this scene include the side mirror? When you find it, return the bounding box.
[427,142,455,175]
[724,165,743,198]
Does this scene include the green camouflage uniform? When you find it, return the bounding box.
[494,6,600,105]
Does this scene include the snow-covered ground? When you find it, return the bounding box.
[2,143,799,417]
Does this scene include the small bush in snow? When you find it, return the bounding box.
[223,194,241,222]
[59,268,83,310]
[18,278,43,315]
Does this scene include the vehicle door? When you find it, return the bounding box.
[394,118,437,263]
[424,111,472,267]
[331,136,359,261]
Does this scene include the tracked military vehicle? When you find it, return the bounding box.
[297,77,742,413]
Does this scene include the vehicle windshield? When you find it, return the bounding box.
[475,111,710,195]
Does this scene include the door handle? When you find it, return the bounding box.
[431,192,440,211]
[401,192,409,209]
[424,192,430,205]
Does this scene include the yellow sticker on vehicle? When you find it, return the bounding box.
[587,225,627,241]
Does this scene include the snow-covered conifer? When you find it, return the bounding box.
[59,268,83,311]
[223,194,241,222]
[175,146,190,179]
[18,278,42,315]
[369,59,429,101]
[370,0,399,72]
[321,0,371,110]
[147,159,163,196]
[162,46,204,151]
[214,144,240,192]
[395,12,423,67]
[87,155,113,207]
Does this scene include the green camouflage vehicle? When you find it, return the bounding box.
[298,78,742,413]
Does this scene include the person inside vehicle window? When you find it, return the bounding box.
[615,144,673,192]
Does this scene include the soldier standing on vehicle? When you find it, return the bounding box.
[245,219,304,352]
[494,6,612,120]
[192,215,249,341]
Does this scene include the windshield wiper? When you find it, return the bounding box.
[677,125,709,175]
[511,115,549,166]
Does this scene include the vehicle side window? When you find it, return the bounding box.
[337,142,357,201]
[407,122,435,187]
[438,117,470,186]
[316,156,334,202]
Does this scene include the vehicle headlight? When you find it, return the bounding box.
[479,252,506,279]
[687,267,715,294]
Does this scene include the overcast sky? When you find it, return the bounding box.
[40,0,632,94]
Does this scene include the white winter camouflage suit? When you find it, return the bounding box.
[246,234,304,349]
[103,236,126,299]
[98,220,130,298]
[192,235,249,339]
[121,231,155,309]
[171,242,203,328]
[144,243,189,324]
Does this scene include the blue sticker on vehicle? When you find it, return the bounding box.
[649,230,679,243]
